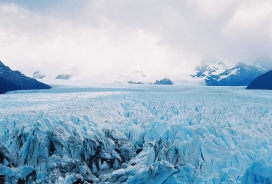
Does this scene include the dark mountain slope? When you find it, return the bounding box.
[247,70,272,90]
[0,61,51,94]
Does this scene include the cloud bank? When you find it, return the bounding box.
[0,0,272,80]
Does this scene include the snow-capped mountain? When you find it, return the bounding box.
[247,70,272,89]
[191,60,227,79]
[0,61,51,94]
[192,62,268,86]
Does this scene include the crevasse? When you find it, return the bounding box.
[0,87,272,183]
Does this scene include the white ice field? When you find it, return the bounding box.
[0,86,272,183]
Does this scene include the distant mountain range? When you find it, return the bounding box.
[33,71,46,79]
[154,78,173,85]
[191,61,269,86]
[0,61,51,94]
[33,71,73,80]
[55,73,72,80]
[127,78,174,85]
[247,70,272,90]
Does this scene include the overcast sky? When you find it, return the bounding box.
[0,0,272,80]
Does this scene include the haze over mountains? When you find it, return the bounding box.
[1,1,272,183]
[191,60,271,86]
[30,59,271,87]
[1,59,272,93]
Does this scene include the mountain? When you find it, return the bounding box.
[192,62,268,86]
[33,71,46,79]
[247,70,272,89]
[191,60,227,79]
[154,78,173,85]
[128,81,144,84]
[56,73,72,80]
[0,61,51,94]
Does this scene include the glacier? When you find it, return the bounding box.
[1,86,272,183]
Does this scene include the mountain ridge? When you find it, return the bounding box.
[192,61,268,86]
[0,61,51,94]
[247,70,272,90]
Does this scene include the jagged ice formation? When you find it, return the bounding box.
[1,87,272,183]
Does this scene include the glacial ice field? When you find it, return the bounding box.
[1,86,272,183]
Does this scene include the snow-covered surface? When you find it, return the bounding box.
[1,86,272,183]
[192,60,227,79]
[219,68,239,80]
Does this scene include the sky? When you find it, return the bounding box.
[0,0,272,81]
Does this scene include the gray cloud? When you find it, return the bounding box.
[0,0,272,81]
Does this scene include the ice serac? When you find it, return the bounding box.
[1,88,272,183]
[241,162,272,184]
[247,70,272,90]
[0,61,51,94]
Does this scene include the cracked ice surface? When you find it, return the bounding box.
[1,87,272,183]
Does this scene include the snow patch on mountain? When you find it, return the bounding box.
[219,67,239,80]
[191,60,227,79]
[192,60,268,86]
